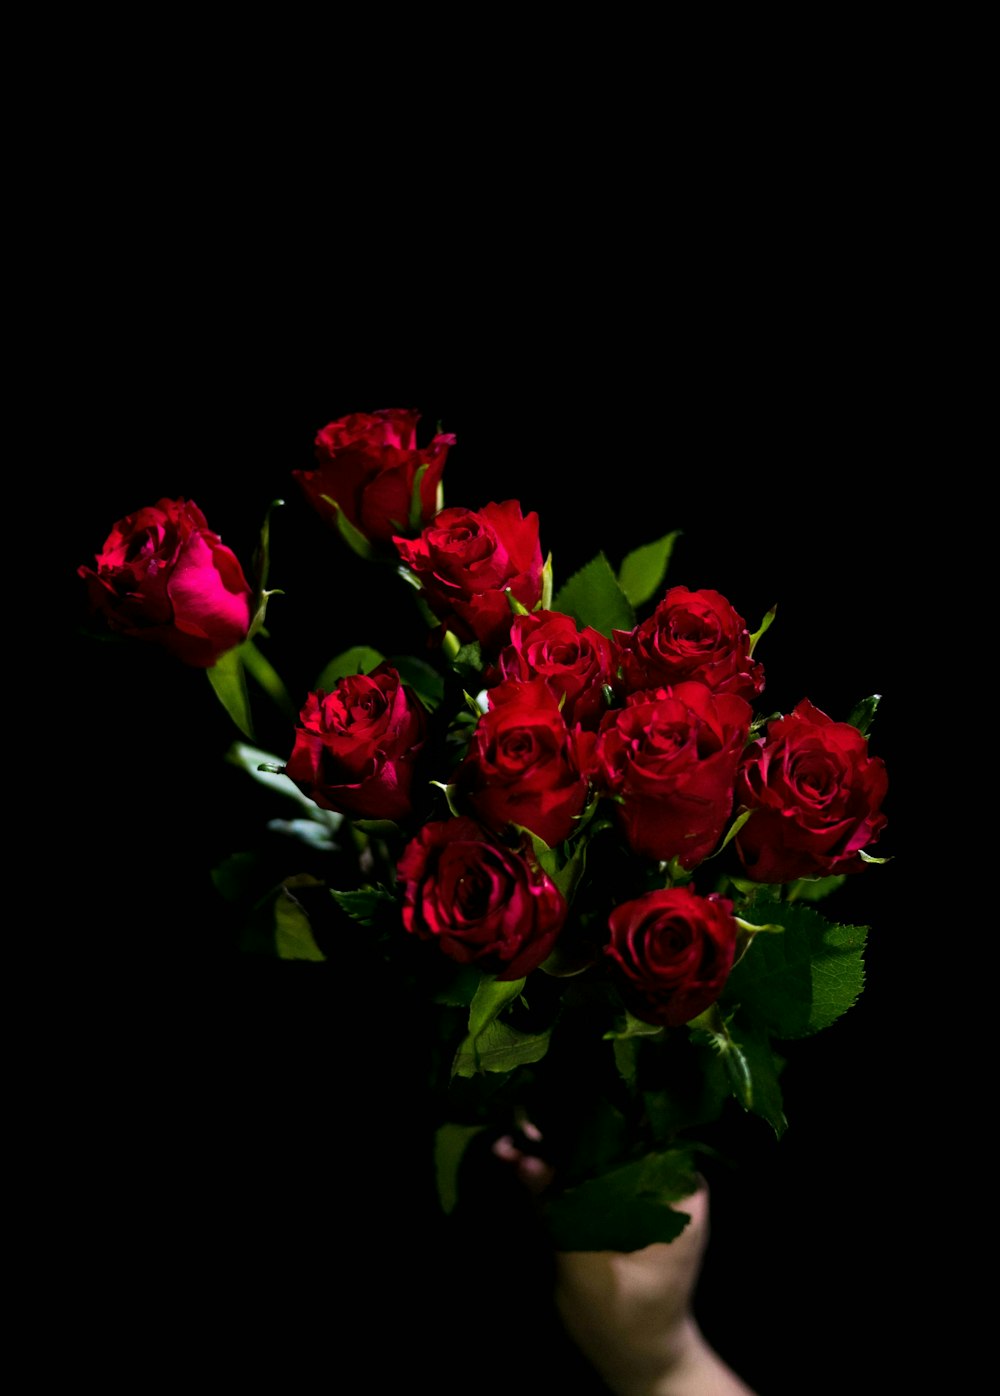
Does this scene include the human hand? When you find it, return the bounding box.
[490,1130,758,1396]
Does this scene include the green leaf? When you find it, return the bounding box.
[389,656,445,711]
[543,1148,701,1252]
[618,530,682,608]
[735,1027,787,1137]
[540,552,554,611]
[688,1006,753,1111]
[434,1123,485,1215]
[724,903,868,1039]
[848,693,881,736]
[786,874,847,903]
[314,645,385,692]
[274,884,326,962]
[331,886,398,925]
[240,637,297,722]
[553,552,636,638]
[226,742,343,827]
[451,1019,552,1077]
[468,976,526,1042]
[207,646,254,738]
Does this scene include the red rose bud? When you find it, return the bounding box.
[78,497,253,668]
[488,609,620,729]
[454,678,596,849]
[394,500,544,655]
[398,816,567,980]
[293,408,454,545]
[615,586,765,702]
[605,886,739,1028]
[595,682,752,868]
[734,698,889,883]
[283,663,428,821]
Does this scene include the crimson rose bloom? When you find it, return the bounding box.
[734,698,888,882]
[394,500,544,654]
[398,816,567,980]
[293,408,454,545]
[78,497,253,668]
[615,587,764,702]
[594,682,752,868]
[283,663,428,820]
[454,679,596,849]
[605,886,738,1027]
[488,609,620,729]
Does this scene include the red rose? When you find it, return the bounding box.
[453,679,596,849]
[615,587,764,702]
[77,497,253,668]
[605,886,738,1027]
[293,408,455,544]
[398,815,567,980]
[594,682,752,868]
[283,663,428,821]
[488,609,620,729]
[394,500,544,654]
[734,698,888,883]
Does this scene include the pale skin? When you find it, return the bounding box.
[492,1126,758,1396]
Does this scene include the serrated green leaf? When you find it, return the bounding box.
[314,645,385,692]
[331,886,398,925]
[434,1123,485,1215]
[274,885,326,962]
[553,552,636,638]
[724,903,868,1038]
[618,530,682,609]
[468,976,526,1041]
[543,1148,700,1252]
[206,645,254,738]
[734,1028,787,1137]
[452,1019,552,1077]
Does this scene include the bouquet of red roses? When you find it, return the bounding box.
[77,406,890,1252]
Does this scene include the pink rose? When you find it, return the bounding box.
[77,497,253,668]
[398,816,567,981]
[394,500,544,654]
[605,886,739,1027]
[283,663,428,821]
[293,408,454,544]
[734,699,889,882]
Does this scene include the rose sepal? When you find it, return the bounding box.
[247,498,285,642]
[320,493,378,561]
[847,692,881,735]
[748,604,777,656]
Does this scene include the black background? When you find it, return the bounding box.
[60,331,913,1391]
